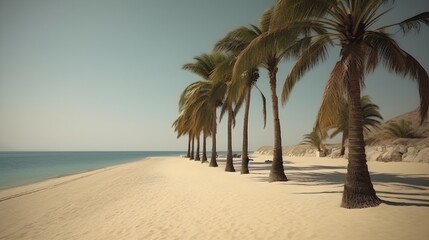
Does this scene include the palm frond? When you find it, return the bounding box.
[281,35,313,60]
[182,62,210,80]
[271,0,334,30]
[316,60,347,137]
[353,0,388,32]
[378,12,429,34]
[234,21,327,82]
[233,94,245,119]
[365,31,429,123]
[326,94,383,138]
[329,127,343,139]
[179,79,226,137]
[219,103,228,123]
[301,129,324,151]
[210,56,234,84]
[254,84,267,128]
[364,43,379,74]
[232,32,275,75]
[260,7,273,33]
[214,26,260,54]
[398,12,429,34]
[183,52,229,80]
[282,34,332,104]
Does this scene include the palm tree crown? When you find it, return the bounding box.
[385,119,422,138]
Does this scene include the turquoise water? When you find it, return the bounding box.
[0,151,184,189]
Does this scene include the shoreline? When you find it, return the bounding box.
[0,166,112,192]
[0,151,185,190]
[1,155,428,239]
[0,156,163,202]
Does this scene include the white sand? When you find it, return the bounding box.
[0,155,428,240]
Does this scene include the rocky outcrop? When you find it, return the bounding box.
[254,144,429,163]
[255,145,329,158]
[413,148,429,163]
[403,147,419,162]
[254,108,429,163]
[256,145,338,158]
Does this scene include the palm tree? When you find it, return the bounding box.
[329,95,383,156]
[175,83,204,161]
[272,0,429,208]
[172,111,192,159]
[183,52,228,167]
[214,17,267,175]
[212,56,238,172]
[385,119,421,138]
[301,129,323,152]
[232,8,301,182]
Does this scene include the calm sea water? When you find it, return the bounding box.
[0,151,184,189]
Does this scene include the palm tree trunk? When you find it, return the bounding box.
[202,131,208,163]
[340,133,346,156]
[209,110,218,167]
[241,84,252,174]
[195,134,201,161]
[341,65,380,208]
[190,137,195,160]
[268,66,287,182]
[186,135,191,158]
[225,107,235,172]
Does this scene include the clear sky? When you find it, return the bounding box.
[0,0,428,151]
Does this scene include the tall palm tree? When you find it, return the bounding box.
[212,52,263,173]
[214,18,267,175]
[232,7,301,182]
[212,56,238,172]
[329,95,383,156]
[183,52,228,167]
[272,0,429,208]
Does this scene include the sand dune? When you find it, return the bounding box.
[0,155,428,240]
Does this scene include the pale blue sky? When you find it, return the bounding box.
[0,0,428,151]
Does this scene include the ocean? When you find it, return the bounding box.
[0,151,185,189]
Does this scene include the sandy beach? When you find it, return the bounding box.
[0,155,428,240]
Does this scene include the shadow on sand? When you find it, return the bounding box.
[194,157,429,207]
[240,159,429,207]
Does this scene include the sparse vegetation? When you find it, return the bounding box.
[301,129,324,152]
[385,119,422,138]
